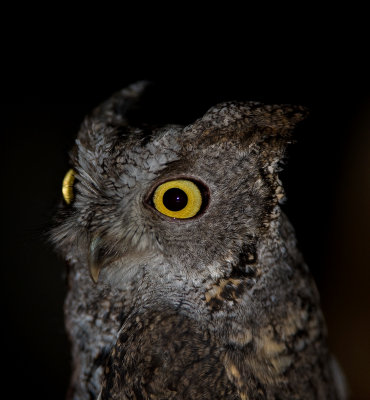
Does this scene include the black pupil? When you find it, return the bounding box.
[163,188,188,211]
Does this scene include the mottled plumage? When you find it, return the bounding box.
[51,82,346,399]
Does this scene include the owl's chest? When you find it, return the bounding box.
[66,258,331,400]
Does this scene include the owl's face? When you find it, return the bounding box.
[53,96,306,290]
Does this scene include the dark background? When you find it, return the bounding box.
[2,14,370,399]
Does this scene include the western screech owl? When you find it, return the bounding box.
[51,82,346,399]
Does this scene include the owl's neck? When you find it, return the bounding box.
[120,212,304,322]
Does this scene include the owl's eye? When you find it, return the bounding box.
[62,169,75,205]
[152,179,208,219]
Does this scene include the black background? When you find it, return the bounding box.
[2,12,370,399]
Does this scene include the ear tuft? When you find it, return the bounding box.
[76,81,152,150]
[183,101,308,147]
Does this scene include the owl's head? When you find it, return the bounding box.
[52,82,307,289]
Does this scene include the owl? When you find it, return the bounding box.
[51,81,347,400]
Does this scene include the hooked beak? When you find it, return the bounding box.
[88,236,118,283]
[88,236,103,283]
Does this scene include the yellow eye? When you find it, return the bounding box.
[153,179,205,219]
[62,169,75,204]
